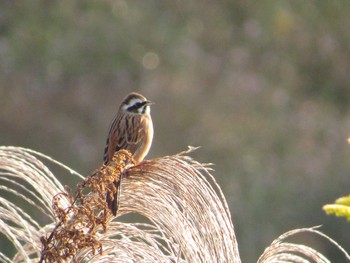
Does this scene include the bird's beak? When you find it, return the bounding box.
[146,100,155,106]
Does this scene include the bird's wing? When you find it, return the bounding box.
[104,114,145,164]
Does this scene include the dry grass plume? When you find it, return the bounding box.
[0,146,349,262]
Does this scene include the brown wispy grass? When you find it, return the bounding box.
[0,146,349,262]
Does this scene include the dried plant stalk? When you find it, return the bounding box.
[258,227,350,263]
[0,146,240,262]
[113,149,240,262]
[1,146,350,262]
[38,149,132,262]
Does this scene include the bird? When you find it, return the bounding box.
[103,92,154,216]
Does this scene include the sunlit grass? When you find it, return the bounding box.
[0,146,349,262]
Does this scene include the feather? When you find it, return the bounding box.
[103,92,154,216]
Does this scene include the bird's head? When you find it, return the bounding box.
[120,92,154,115]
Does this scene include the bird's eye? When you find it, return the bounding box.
[135,102,144,108]
[127,101,146,112]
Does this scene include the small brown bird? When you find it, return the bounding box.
[103,92,154,215]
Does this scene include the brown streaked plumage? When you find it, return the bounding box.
[103,92,154,215]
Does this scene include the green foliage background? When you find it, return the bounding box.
[1,1,350,261]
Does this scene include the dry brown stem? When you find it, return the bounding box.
[38,150,132,262]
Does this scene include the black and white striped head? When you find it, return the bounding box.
[120,92,153,115]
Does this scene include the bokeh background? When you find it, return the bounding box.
[1,1,350,261]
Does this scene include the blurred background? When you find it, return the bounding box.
[1,1,350,261]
